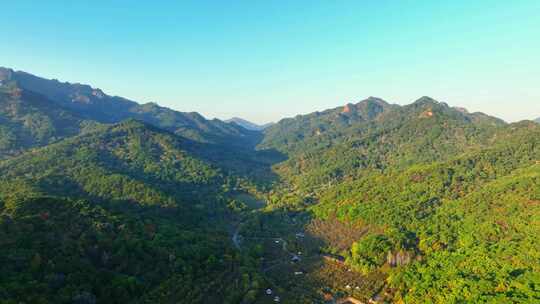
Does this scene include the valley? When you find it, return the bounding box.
[0,68,539,303]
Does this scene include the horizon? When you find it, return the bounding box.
[2,1,540,123]
[1,65,538,125]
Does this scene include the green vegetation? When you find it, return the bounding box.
[262,97,506,194]
[389,166,540,303]
[1,67,539,303]
[1,67,257,147]
[0,197,247,303]
[0,81,99,159]
[0,120,269,303]
[267,106,540,302]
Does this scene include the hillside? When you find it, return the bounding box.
[1,68,539,303]
[0,79,99,158]
[391,164,540,303]
[0,119,258,207]
[0,196,246,303]
[253,121,540,303]
[351,135,540,303]
[262,97,504,154]
[260,96,395,153]
[0,120,270,303]
[262,97,507,195]
[0,67,258,147]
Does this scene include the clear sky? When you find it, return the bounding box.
[2,1,539,123]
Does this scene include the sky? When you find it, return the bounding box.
[1,1,539,124]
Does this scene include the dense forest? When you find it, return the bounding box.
[1,68,539,303]
[0,120,269,303]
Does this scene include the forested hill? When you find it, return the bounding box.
[0,67,258,146]
[308,121,540,302]
[259,96,396,153]
[0,120,269,303]
[0,119,259,209]
[261,96,507,193]
[0,79,101,159]
[261,96,504,155]
[0,195,247,303]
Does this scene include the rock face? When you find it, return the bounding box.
[420,110,434,118]
[342,103,354,114]
[387,250,414,267]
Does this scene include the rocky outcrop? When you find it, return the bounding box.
[342,103,354,114]
[386,250,415,267]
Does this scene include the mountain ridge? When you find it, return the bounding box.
[0,67,257,147]
[0,78,101,158]
[261,96,505,153]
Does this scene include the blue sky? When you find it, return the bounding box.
[2,1,539,123]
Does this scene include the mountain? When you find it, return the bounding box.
[226,117,273,131]
[262,96,504,154]
[249,98,539,303]
[535,117,540,123]
[260,96,395,153]
[0,119,256,206]
[0,77,100,158]
[261,96,506,192]
[0,67,258,147]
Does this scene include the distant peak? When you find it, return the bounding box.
[227,117,248,122]
[91,88,106,98]
[413,96,440,105]
[411,97,453,111]
[226,117,270,131]
[364,96,388,104]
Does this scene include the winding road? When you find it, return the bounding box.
[232,223,242,250]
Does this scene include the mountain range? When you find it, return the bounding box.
[0,67,539,304]
[0,67,257,148]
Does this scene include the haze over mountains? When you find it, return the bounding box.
[225,117,274,131]
[1,68,539,303]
